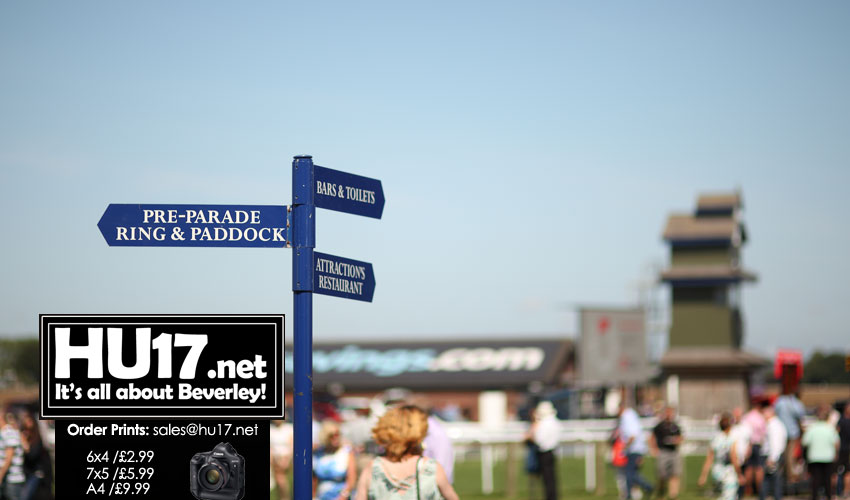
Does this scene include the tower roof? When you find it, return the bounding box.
[661,346,768,371]
[662,214,742,245]
[660,265,757,284]
[696,192,742,214]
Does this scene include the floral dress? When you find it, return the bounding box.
[710,432,738,500]
[368,456,442,500]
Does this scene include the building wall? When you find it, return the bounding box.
[676,376,749,419]
[670,303,735,347]
[761,383,850,409]
[671,246,733,266]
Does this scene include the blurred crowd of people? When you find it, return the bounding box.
[696,390,849,500]
[2,387,846,500]
[526,398,686,500]
[607,402,681,500]
[599,390,850,500]
[0,407,53,500]
[271,390,850,500]
[270,394,458,500]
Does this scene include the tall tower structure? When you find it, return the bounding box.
[659,192,766,418]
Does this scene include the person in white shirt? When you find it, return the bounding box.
[760,404,787,500]
[0,411,26,500]
[618,403,653,500]
[728,406,752,497]
[528,401,560,500]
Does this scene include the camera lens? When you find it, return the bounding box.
[199,464,227,491]
[206,469,221,484]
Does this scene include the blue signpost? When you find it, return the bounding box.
[97,155,383,500]
[291,156,316,500]
[313,251,376,302]
[290,156,383,500]
[314,165,385,219]
[97,204,289,247]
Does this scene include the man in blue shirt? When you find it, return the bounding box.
[774,390,805,481]
[618,403,653,499]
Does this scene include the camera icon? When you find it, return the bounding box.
[190,442,245,500]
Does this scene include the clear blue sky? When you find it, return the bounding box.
[1,1,848,357]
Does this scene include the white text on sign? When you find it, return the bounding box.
[316,181,376,204]
[142,209,262,224]
[315,256,367,296]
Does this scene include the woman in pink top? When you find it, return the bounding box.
[742,400,769,496]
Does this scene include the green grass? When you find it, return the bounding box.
[271,455,714,500]
[450,455,711,500]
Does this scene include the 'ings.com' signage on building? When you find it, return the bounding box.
[284,339,571,390]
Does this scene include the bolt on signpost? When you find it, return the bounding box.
[97,155,383,500]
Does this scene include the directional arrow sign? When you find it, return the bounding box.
[313,251,375,302]
[314,166,385,219]
[97,204,289,247]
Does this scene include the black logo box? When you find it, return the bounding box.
[40,315,284,419]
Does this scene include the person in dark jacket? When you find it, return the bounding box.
[18,411,52,500]
[837,402,850,498]
[650,406,683,500]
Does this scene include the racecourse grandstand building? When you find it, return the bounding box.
[284,338,574,420]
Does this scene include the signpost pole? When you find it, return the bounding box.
[292,155,316,500]
[95,153,382,500]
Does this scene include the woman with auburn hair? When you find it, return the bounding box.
[355,406,459,500]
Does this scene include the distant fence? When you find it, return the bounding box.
[442,418,715,495]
